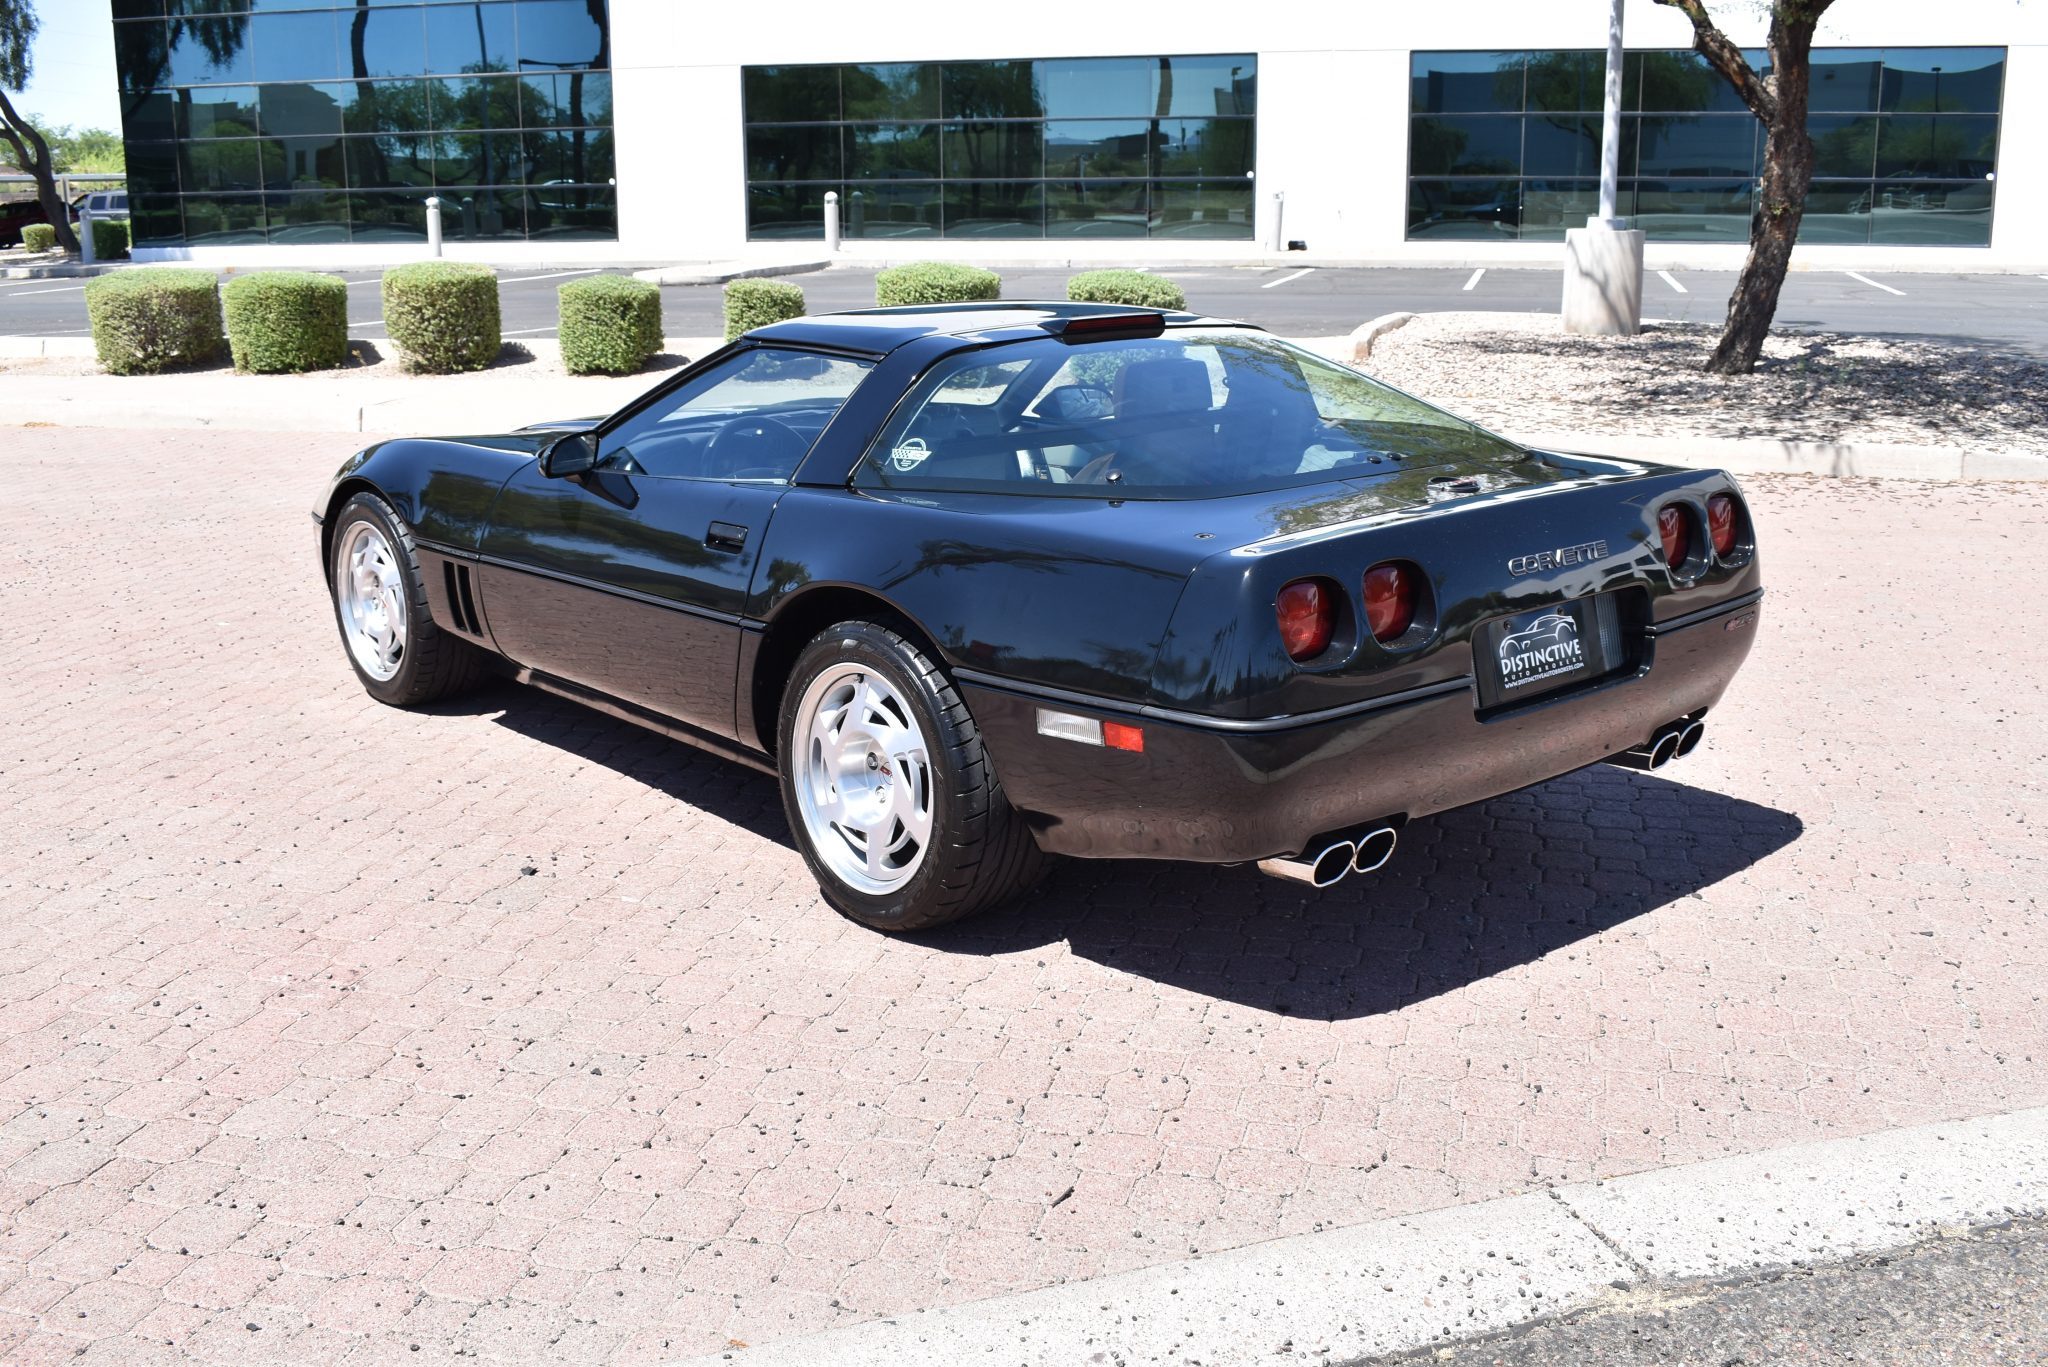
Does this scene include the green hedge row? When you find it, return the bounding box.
[724,278,806,341]
[91,219,130,260]
[875,261,1001,307]
[383,262,500,373]
[1066,269,1186,311]
[84,269,225,375]
[21,223,56,253]
[559,275,663,375]
[223,271,349,373]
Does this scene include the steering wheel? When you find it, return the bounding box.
[702,416,806,480]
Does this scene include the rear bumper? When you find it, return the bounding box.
[964,590,1762,863]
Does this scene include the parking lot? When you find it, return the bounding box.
[0,425,2042,1363]
[7,264,2048,356]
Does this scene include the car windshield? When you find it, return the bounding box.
[856,330,1521,499]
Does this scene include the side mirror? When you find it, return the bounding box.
[538,431,598,478]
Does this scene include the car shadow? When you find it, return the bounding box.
[460,682,1803,1020]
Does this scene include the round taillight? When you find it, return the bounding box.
[1657,504,1692,569]
[1707,493,1739,557]
[1276,579,1335,662]
[1363,561,1417,643]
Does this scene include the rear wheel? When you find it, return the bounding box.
[777,620,1045,931]
[328,491,486,706]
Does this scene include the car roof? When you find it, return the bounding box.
[745,300,1246,356]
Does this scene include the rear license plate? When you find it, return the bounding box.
[1476,596,1621,708]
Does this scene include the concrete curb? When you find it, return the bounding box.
[0,260,128,281]
[665,1106,2048,1367]
[1348,310,1417,362]
[633,258,829,286]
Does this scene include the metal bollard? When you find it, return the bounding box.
[1267,190,1284,254]
[823,191,840,253]
[78,205,96,265]
[425,195,443,256]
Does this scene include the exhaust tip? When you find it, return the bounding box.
[1675,719,1705,757]
[1310,841,1357,888]
[1351,826,1398,874]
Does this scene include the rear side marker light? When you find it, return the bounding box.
[1658,504,1692,568]
[1276,578,1336,662]
[1707,494,1739,557]
[1362,561,1418,643]
[1036,708,1144,753]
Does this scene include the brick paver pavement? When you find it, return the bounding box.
[1,428,2043,1364]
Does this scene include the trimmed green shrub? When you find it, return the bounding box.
[874,261,1001,308]
[20,223,56,253]
[1066,269,1186,311]
[559,275,663,374]
[84,268,225,375]
[223,271,349,373]
[382,261,500,373]
[723,278,806,341]
[91,219,130,260]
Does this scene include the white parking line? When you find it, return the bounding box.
[346,319,384,329]
[1462,268,1485,291]
[1658,269,1688,294]
[1843,269,1905,296]
[502,325,557,335]
[1260,267,1314,289]
[497,268,602,285]
[2,283,86,295]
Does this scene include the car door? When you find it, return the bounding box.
[475,346,876,741]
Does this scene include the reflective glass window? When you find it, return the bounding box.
[341,79,433,133]
[516,0,608,69]
[520,71,610,128]
[746,125,840,182]
[1156,56,1255,116]
[1518,180,1614,239]
[843,64,940,120]
[1866,180,1992,244]
[527,184,616,239]
[260,82,347,138]
[1046,181,1148,237]
[268,189,349,244]
[112,0,164,19]
[115,21,173,94]
[1149,181,1252,238]
[1045,121,1151,179]
[430,76,521,130]
[527,128,612,185]
[165,23,254,86]
[423,2,513,74]
[268,135,347,188]
[125,141,183,198]
[179,194,267,243]
[344,133,436,188]
[1633,114,1755,178]
[181,138,266,192]
[1522,51,1603,112]
[1410,53,1524,114]
[438,187,528,238]
[1876,113,1998,178]
[1630,179,1754,240]
[1157,118,1252,177]
[848,124,939,180]
[1805,50,1882,112]
[1521,114,1632,178]
[338,6,428,80]
[181,87,260,138]
[744,66,838,122]
[128,193,184,245]
[1407,179,1521,238]
[1798,182,1874,243]
[346,189,429,241]
[1880,50,2004,114]
[942,123,1040,181]
[843,182,940,238]
[943,61,1040,120]
[746,184,832,239]
[1409,115,1522,177]
[1039,58,1152,118]
[251,10,340,83]
[942,181,1043,236]
[122,89,179,142]
[440,129,526,185]
[1638,50,1759,113]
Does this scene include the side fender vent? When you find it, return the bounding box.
[442,561,483,636]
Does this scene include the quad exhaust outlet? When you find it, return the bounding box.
[1258,824,1400,888]
[1608,717,1706,772]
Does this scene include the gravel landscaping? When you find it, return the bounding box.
[1358,312,2048,454]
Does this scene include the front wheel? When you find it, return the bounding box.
[328,491,486,706]
[777,620,1045,931]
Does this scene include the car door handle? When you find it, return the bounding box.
[705,521,749,552]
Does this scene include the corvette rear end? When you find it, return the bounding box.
[954,449,1762,880]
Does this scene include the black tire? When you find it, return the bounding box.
[327,491,487,707]
[776,620,1047,932]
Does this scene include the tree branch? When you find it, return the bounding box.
[1652,0,1778,122]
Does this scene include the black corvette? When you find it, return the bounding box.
[315,302,1761,930]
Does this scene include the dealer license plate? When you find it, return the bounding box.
[1476,595,1623,708]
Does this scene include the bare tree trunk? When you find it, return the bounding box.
[1709,21,1817,374]
[0,88,80,254]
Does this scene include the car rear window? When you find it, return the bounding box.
[855,330,1521,499]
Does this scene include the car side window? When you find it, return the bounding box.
[597,348,874,481]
